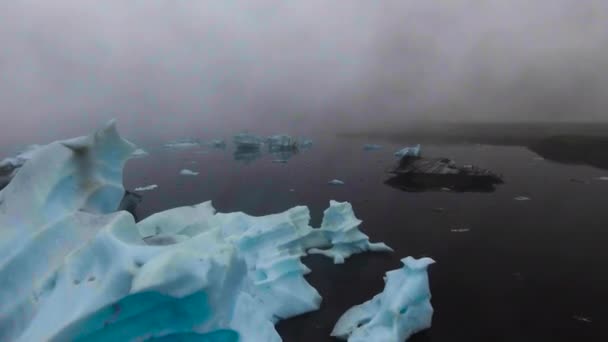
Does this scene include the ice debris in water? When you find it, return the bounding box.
[514,196,531,201]
[0,120,394,342]
[363,144,382,151]
[394,144,421,158]
[134,184,158,192]
[131,148,149,158]
[328,179,345,185]
[595,176,608,181]
[179,169,199,176]
[164,138,201,149]
[332,257,435,342]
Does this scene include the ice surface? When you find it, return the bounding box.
[179,169,199,176]
[134,184,158,192]
[0,121,394,342]
[328,179,345,185]
[332,257,435,342]
[363,144,382,151]
[394,144,421,158]
[0,144,44,180]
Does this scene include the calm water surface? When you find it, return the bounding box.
[121,135,608,342]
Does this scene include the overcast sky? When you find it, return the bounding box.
[1,0,608,146]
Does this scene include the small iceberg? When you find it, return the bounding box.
[267,135,298,151]
[208,139,226,149]
[300,139,313,149]
[233,133,263,151]
[514,196,531,201]
[164,138,201,149]
[363,144,382,151]
[595,176,608,181]
[134,184,158,192]
[328,179,345,185]
[394,144,421,158]
[179,169,199,176]
[332,257,435,341]
[131,148,149,158]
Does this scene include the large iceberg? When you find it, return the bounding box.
[0,121,394,341]
[331,257,435,341]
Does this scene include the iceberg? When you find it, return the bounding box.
[208,139,227,149]
[0,120,394,342]
[0,144,44,186]
[131,148,149,158]
[331,257,435,342]
[300,139,313,149]
[164,138,201,149]
[179,169,199,176]
[394,144,421,158]
[134,184,159,192]
[233,133,263,151]
[328,179,345,185]
[266,135,298,151]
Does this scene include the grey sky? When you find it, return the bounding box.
[1,0,608,146]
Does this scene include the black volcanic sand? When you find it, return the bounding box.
[340,122,608,170]
[122,136,608,342]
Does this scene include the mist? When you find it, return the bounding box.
[2,0,608,146]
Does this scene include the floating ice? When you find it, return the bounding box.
[514,196,531,201]
[267,135,298,151]
[363,144,382,151]
[394,144,421,158]
[328,179,345,185]
[134,184,158,192]
[595,176,608,181]
[450,228,470,233]
[0,121,394,342]
[179,169,199,176]
[332,257,435,342]
[300,139,313,148]
[233,133,263,151]
[208,139,227,149]
[164,138,201,149]
[131,148,149,158]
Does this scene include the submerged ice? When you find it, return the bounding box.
[0,121,405,341]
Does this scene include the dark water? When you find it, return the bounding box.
[122,136,608,342]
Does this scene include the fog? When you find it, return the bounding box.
[2,0,608,146]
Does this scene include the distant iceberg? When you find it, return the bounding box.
[179,169,199,176]
[332,257,435,341]
[394,144,421,158]
[300,139,313,148]
[208,139,227,149]
[164,138,201,149]
[134,184,158,192]
[0,120,397,342]
[233,133,263,151]
[267,135,298,151]
[131,148,149,158]
[328,179,345,185]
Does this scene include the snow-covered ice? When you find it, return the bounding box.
[332,257,435,342]
[0,120,398,342]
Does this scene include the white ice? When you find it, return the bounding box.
[134,184,159,192]
[328,179,345,185]
[179,169,200,176]
[394,144,421,158]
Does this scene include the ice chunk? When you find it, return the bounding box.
[134,184,158,192]
[208,139,227,149]
[233,133,263,150]
[514,196,531,201]
[595,176,608,181]
[331,257,435,342]
[267,135,298,151]
[363,144,382,151]
[131,148,149,158]
[300,139,313,149]
[328,179,345,185]
[394,144,421,158]
[164,138,201,149]
[0,121,393,342]
[179,169,199,176]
